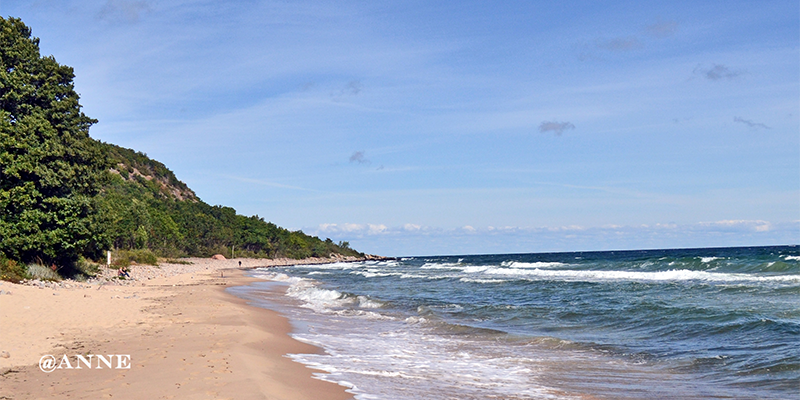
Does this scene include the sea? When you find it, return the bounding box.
[228,245,800,399]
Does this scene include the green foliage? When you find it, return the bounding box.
[75,256,100,278]
[162,258,192,265]
[0,17,110,267]
[113,249,158,267]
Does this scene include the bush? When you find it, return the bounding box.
[113,249,158,267]
[0,256,28,283]
[75,257,100,277]
[161,258,192,265]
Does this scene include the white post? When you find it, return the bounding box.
[107,251,111,266]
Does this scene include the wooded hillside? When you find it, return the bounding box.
[0,17,361,281]
[98,142,361,260]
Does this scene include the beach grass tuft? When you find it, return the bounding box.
[26,264,61,281]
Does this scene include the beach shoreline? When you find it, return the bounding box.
[0,257,355,400]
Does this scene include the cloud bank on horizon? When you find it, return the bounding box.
[7,0,798,255]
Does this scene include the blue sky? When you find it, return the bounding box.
[4,0,798,256]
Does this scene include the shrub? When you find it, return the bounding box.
[161,259,192,265]
[0,256,28,283]
[113,249,158,267]
[75,257,100,277]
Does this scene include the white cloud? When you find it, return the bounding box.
[403,223,422,231]
[701,220,772,232]
[702,219,762,227]
[317,223,368,234]
[368,224,388,234]
[342,223,365,232]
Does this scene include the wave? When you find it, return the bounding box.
[350,270,403,278]
[249,270,303,283]
[500,261,569,269]
[280,276,387,316]
[291,261,359,270]
[420,262,463,270]
[459,277,509,284]
[475,267,800,285]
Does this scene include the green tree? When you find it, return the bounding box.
[0,17,110,267]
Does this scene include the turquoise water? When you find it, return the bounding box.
[234,245,800,399]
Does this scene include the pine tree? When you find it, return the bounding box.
[0,17,110,267]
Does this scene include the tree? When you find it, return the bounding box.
[0,17,110,267]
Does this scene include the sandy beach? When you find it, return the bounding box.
[0,257,356,400]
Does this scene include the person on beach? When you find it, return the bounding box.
[118,266,130,278]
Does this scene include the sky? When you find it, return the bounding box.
[2,0,798,256]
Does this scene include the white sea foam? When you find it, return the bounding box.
[286,280,344,311]
[461,265,491,273]
[287,321,571,400]
[358,295,383,309]
[399,273,427,279]
[420,262,462,270]
[460,277,508,284]
[501,261,568,269]
[430,304,464,312]
[700,257,721,263]
[330,309,394,320]
[477,267,800,284]
[281,277,387,315]
[638,261,656,269]
[292,261,358,270]
[250,270,303,283]
[382,260,401,267]
[350,270,401,278]
[404,316,428,324]
[784,255,800,261]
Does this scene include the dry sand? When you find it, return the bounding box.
[0,257,357,400]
